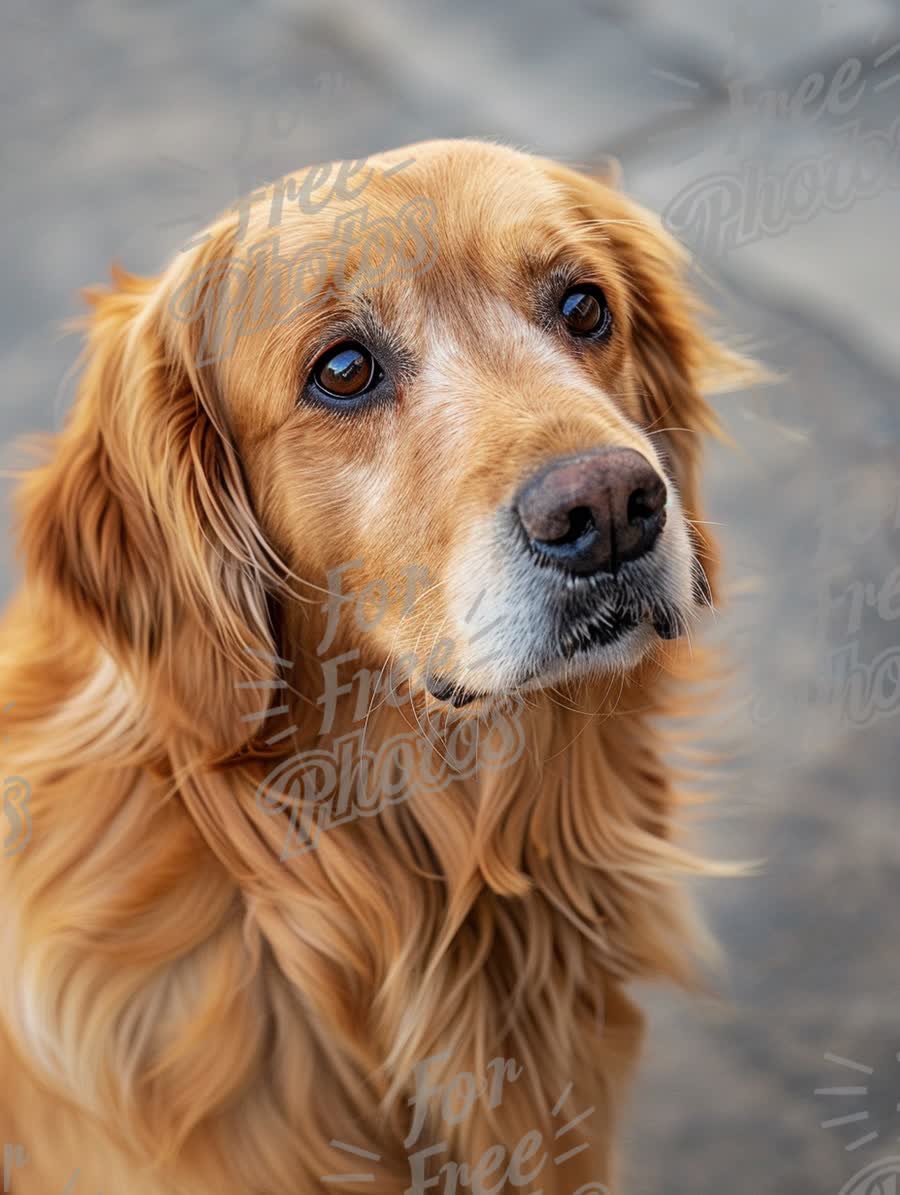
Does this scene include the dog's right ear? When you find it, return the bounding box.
[16,229,289,761]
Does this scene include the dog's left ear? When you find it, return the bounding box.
[17,225,287,760]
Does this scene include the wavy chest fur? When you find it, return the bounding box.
[0,637,701,1195]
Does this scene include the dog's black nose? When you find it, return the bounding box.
[515,448,667,576]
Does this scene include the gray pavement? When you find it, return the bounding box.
[2,1,899,1192]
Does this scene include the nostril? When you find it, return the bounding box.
[627,482,666,524]
[627,489,653,522]
[554,505,595,546]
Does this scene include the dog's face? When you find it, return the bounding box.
[196,141,728,705]
[24,140,749,743]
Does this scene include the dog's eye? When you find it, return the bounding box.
[310,342,382,399]
[560,285,612,338]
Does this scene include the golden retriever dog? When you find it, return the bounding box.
[0,139,754,1194]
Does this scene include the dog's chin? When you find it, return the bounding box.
[520,616,659,694]
[425,605,685,710]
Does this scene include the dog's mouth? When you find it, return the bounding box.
[557,604,639,658]
[425,597,687,709]
[534,594,684,682]
[559,599,687,657]
[425,552,712,707]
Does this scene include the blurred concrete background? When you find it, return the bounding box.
[2,1,899,1191]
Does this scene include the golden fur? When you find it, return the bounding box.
[0,140,755,1193]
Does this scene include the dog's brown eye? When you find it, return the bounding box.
[311,342,380,399]
[560,285,611,338]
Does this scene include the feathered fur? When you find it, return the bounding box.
[0,140,757,1194]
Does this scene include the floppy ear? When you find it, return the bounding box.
[16,230,287,760]
[546,162,763,596]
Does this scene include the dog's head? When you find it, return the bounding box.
[21,140,754,749]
